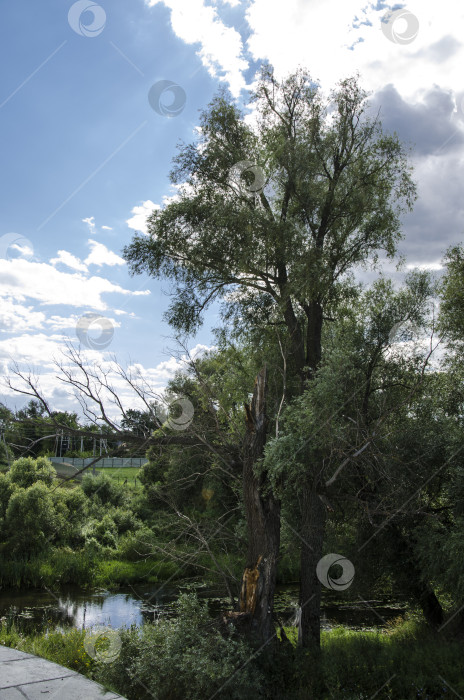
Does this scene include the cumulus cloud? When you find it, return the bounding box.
[399,151,464,264]
[146,0,249,96]
[0,299,46,334]
[0,333,66,368]
[369,84,464,156]
[126,200,159,234]
[1,337,216,418]
[85,239,126,267]
[0,258,149,310]
[245,0,464,99]
[50,250,88,272]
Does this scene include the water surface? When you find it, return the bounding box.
[0,583,408,634]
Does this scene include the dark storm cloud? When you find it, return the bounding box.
[359,85,464,271]
[399,154,464,264]
[369,84,464,156]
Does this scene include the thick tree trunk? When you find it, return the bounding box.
[296,300,326,648]
[240,367,281,642]
[390,525,444,628]
[415,584,444,628]
[298,484,327,648]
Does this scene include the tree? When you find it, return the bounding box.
[124,66,416,645]
[439,243,464,347]
[4,482,59,556]
[120,406,162,438]
[8,456,56,489]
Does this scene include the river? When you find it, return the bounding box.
[0,583,408,634]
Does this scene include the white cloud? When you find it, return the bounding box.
[50,250,88,272]
[0,258,148,310]
[45,315,84,330]
[85,239,126,267]
[1,339,217,419]
[126,200,159,234]
[0,299,46,334]
[245,0,464,99]
[82,216,96,235]
[101,225,113,230]
[0,333,66,367]
[146,0,249,96]
[406,262,444,271]
[149,0,464,107]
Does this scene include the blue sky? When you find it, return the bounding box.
[1,0,463,416]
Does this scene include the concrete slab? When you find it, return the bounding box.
[0,646,126,700]
[0,689,26,700]
[17,675,122,699]
[0,655,75,688]
[0,647,33,662]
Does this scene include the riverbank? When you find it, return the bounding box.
[1,599,463,699]
[0,550,182,590]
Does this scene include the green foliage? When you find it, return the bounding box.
[124,67,416,355]
[439,243,464,346]
[83,513,119,549]
[0,622,92,674]
[117,525,158,561]
[3,613,464,700]
[4,483,60,555]
[96,593,265,700]
[0,472,16,521]
[94,558,175,586]
[81,472,126,506]
[8,456,56,488]
[0,548,96,588]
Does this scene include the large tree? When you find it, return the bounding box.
[124,66,416,646]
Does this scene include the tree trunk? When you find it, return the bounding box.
[298,484,327,648]
[414,584,444,628]
[296,301,326,648]
[390,525,444,628]
[240,367,281,642]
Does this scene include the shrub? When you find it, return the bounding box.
[81,473,125,507]
[8,456,56,488]
[0,472,15,520]
[82,514,118,549]
[111,507,140,534]
[95,593,265,699]
[5,482,60,555]
[117,526,157,561]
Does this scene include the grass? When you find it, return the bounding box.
[1,615,463,699]
[278,618,464,699]
[95,467,142,489]
[0,550,183,590]
[95,558,179,586]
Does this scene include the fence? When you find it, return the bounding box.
[50,457,148,469]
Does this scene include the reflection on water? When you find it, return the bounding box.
[0,583,408,634]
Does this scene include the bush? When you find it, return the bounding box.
[117,526,157,561]
[8,456,56,488]
[95,593,265,700]
[82,514,118,549]
[0,472,15,521]
[5,482,60,555]
[111,507,140,534]
[81,473,125,507]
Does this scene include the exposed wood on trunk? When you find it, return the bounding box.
[241,367,281,642]
[240,555,263,614]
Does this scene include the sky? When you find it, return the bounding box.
[1,0,463,418]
